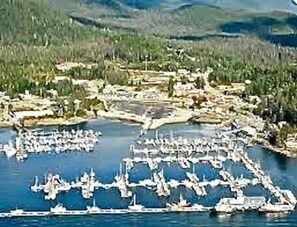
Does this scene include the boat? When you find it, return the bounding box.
[167,194,190,211]
[128,194,145,212]
[3,141,17,158]
[210,203,234,215]
[10,209,25,217]
[189,204,207,211]
[259,202,295,214]
[86,200,101,214]
[50,204,67,215]
[31,176,40,192]
[177,194,190,207]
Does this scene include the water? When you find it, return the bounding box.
[0,119,297,226]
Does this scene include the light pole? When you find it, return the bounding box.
[145,54,148,71]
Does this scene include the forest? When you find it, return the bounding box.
[0,0,296,140]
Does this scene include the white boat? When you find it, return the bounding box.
[209,179,221,188]
[3,141,17,158]
[177,194,190,207]
[212,203,234,214]
[168,179,180,189]
[128,194,144,212]
[31,176,40,192]
[259,203,295,214]
[87,200,101,214]
[50,204,67,215]
[167,194,190,210]
[189,204,207,211]
[10,209,25,217]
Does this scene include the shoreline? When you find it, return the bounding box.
[260,144,297,158]
[23,117,89,128]
[1,112,296,159]
[253,137,297,158]
[97,109,193,130]
[0,117,89,129]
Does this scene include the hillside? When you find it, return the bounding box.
[0,0,297,134]
[65,3,297,47]
[49,0,297,12]
[0,0,91,45]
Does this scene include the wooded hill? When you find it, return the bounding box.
[0,0,93,45]
[59,1,297,47]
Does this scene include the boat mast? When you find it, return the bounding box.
[120,163,122,176]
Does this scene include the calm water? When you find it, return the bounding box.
[0,119,297,226]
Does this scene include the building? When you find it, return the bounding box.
[14,110,54,120]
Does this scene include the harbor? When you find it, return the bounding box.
[0,129,102,161]
[0,120,297,225]
[0,193,212,218]
[1,125,295,217]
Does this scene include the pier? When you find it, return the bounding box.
[0,206,211,218]
[3,132,296,217]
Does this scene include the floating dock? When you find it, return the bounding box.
[9,131,297,216]
[1,129,102,161]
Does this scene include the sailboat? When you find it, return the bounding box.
[177,194,190,207]
[30,176,39,192]
[86,199,101,214]
[128,194,144,212]
[166,194,190,210]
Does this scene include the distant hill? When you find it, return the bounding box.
[51,0,297,12]
[177,0,297,12]
[0,0,90,45]
[62,2,297,47]
[7,0,297,48]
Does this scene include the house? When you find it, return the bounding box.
[55,62,97,72]
[177,69,190,76]
[72,79,89,86]
[54,76,70,83]
[19,90,32,101]
[162,71,177,77]
[56,62,85,71]
[217,83,246,95]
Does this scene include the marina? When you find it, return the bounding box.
[29,169,260,200]
[127,134,297,214]
[1,120,297,225]
[0,129,102,161]
[19,131,297,216]
[0,196,211,218]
